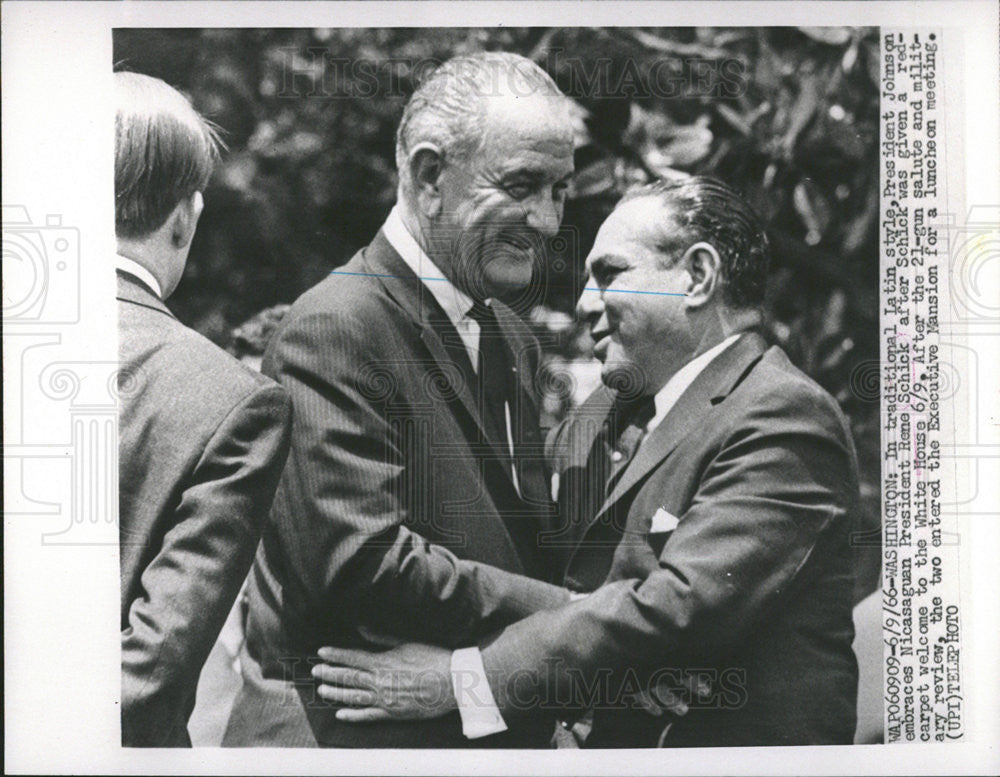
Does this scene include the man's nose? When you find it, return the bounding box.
[525,195,562,238]
[576,280,604,325]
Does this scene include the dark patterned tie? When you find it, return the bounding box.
[605,396,656,497]
[468,301,511,455]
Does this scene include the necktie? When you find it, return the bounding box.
[468,301,511,454]
[605,396,656,497]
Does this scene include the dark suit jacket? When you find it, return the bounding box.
[224,232,570,748]
[118,271,291,747]
[481,331,860,747]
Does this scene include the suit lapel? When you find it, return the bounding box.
[540,385,617,564]
[562,384,618,471]
[571,331,769,562]
[363,232,514,470]
[492,302,560,540]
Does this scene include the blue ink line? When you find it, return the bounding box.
[329,270,687,297]
[582,287,686,297]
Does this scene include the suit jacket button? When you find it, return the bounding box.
[611,450,624,462]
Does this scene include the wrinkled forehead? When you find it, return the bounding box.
[479,92,575,153]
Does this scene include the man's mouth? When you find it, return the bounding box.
[494,229,543,258]
[591,328,613,360]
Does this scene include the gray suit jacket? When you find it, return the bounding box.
[118,271,291,747]
[224,232,570,748]
[481,331,860,747]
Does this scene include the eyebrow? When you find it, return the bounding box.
[584,255,688,297]
[500,168,574,183]
[588,253,631,273]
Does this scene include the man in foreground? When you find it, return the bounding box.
[224,52,578,748]
[116,71,292,746]
[315,177,861,747]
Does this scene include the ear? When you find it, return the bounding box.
[408,142,445,218]
[681,241,722,309]
[170,191,204,250]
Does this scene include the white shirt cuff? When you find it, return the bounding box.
[450,647,508,739]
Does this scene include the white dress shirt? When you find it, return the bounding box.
[115,255,163,299]
[643,333,741,441]
[451,332,743,739]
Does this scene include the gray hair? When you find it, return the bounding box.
[395,52,565,193]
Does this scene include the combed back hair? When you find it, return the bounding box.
[114,71,223,238]
[395,52,565,192]
[621,176,771,309]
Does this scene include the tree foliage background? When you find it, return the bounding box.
[114,27,881,599]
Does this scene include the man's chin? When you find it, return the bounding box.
[482,265,535,299]
[600,361,649,399]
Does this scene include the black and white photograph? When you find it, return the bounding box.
[3,2,998,775]
[113,26,883,749]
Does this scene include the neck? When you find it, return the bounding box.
[395,198,424,248]
[116,238,176,299]
[691,306,760,359]
[645,308,760,395]
[396,197,472,300]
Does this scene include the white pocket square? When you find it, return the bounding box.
[650,507,680,534]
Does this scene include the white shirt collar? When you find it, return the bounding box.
[381,205,474,330]
[115,255,163,299]
[646,333,743,435]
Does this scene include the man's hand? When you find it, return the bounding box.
[630,670,714,718]
[312,642,456,723]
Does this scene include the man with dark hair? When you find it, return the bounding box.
[315,176,861,748]
[224,51,577,748]
[116,71,292,747]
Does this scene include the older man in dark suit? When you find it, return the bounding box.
[223,52,577,748]
[116,71,292,747]
[315,177,860,747]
